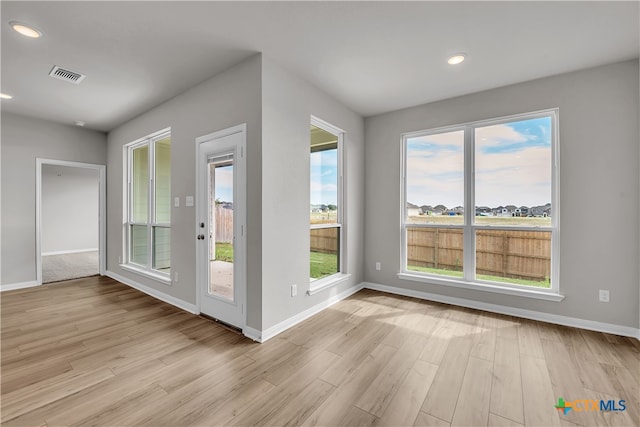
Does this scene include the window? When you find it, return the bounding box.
[402,110,558,293]
[310,118,343,284]
[125,129,171,280]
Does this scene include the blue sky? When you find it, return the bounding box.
[407,117,552,207]
[214,165,233,203]
[310,149,338,205]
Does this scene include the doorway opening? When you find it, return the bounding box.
[36,159,106,284]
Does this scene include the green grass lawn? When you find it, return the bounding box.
[407,265,550,288]
[215,242,234,262]
[310,251,338,279]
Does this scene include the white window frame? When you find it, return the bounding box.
[399,109,562,301]
[308,116,350,295]
[122,128,171,284]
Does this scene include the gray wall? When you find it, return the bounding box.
[107,54,263,329]
[1,113,107,285]
[261,58,365,330]
[42,165,99,254]
[364,60,639,328]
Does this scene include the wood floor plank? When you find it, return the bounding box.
[488,413,524,427]
[225,351,338,426]
[421,332,473,422]
[490,336,524,424]
[301,344,396,427]
[356,334,429,417]
[376,359,438,426]
[321,321,393,386]
[340,406,378,427]
[520,355,561,427]
[517,320,545,359]
[2,278,638,427]
[1,367,114,423]
[450,356,493,427]
[413,411,451,426]
[470,313,497,362]
[189,378,275,426]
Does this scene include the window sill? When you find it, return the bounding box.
[308,273,352,296]
[397,272,564,302]
[120,264,171,285]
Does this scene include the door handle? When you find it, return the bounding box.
[197,234,205,240]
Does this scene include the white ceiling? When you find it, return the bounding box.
[2,1,638,132]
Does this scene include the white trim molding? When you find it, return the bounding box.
[364,282,640,340]
[397,272,564,302]
[308,273,352,296]
[106,270,197,314]
[0,280,40,292]
[245,282,365,343]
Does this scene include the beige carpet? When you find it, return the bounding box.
[42,251,99,283]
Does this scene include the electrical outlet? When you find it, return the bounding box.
[291,284,297,297]
[186,196,194,207]
[174,271,179,283]
[375,262,381,271]
[118,256,122,264]
[599,289,610,303]
[174,196,180,207]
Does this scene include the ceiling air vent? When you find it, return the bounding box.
[48,66,86,84]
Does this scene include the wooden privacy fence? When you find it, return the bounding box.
[214,206,233,243]
[407,228,551,281]
[310,228,339,254]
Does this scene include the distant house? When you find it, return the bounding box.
[476,206,492,216]
[530,203,552,217]
[420,205,433,215]
[406,202,420,217]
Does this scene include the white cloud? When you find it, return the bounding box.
[475,123,529,147]
[475,145,551,206]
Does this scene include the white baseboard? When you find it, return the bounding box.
[106,270,198,314]
[363,282,640,340]
[0,280,40,292]
[42,248,98,256]
[248,282,365,343]
[243,326,262,342]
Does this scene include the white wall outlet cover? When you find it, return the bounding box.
[186,196,194,207]
[598,290,610,302]
[174,196,180,207]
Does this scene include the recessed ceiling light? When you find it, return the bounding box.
[74,120,86,127]
[447,54,466,65]
[0,93,13,100]
[10,21,43,38]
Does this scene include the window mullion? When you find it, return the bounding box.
[463,125,475,282]
[148,140,154,271]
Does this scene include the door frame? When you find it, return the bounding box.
[36,158,107,285]
[195,123,247,329]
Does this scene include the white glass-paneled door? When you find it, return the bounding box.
[196,124,246,329]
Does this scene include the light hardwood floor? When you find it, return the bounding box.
[1,276,638,426]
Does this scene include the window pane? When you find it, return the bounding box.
[310,125,338,225]
[406,226,463,277]
[132,145,149,223]
[130,225,148,265]
[310,227,339,280]
[476,230,551,288]
[475,117,552,227]
[155,136,171,224]
[406,130,464,225]
[153,226,171,273]
[209,157,234,302]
